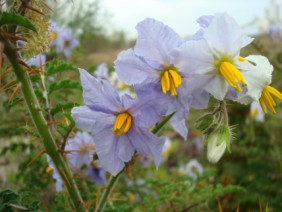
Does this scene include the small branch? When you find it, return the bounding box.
[1,37,87,212]
[94,171,123,212]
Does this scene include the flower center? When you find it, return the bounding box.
[46,166,53,174]
[50,32,57,40]
[64,40,71,48]
[215,56,246,92]
[79,144,96,154]
[160,68,182,96]
[113,112,133,136]
[250,109,258,118]
[259,85,282,114]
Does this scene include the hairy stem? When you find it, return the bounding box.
[95,114,174,212]
[94,171,123,212]
[220,101,229,125]
[1,38,87,212]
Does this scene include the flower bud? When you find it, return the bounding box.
[206,125,231,164]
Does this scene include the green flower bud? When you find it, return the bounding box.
[206,125,231,164]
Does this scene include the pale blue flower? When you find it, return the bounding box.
[26,54,46,68]
[85,166,106,186]
[71,69,165,176]
[65,131,95,169]
[46,155,63,192]
[94,63,109,80]
[50,23,79,58]
[115,18,209,139]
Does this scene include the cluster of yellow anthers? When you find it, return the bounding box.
[259,86,282,114]
[113,112,133,136]
[216,56,247,92]
[161,68,182,96]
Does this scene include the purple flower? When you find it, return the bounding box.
[65,131,96,169]
[94,63,109,80]
[50,22,79,58]
[115,18,209,139]
[26,54,46,68]
[71,69,165,176]
[46,155,63,192]
[85,166,106,186]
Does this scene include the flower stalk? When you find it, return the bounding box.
[1,38,87,212]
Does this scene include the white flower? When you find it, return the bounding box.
[172,13,253,100]
[185,159,204,180]
[238,55,282,113]
[250,101,264,122]
[161,137,173,159]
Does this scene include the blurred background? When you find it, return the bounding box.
[1,0,282,211]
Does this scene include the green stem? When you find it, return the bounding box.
[1,38,87,212]
[152,112,174,134]
[95,114,174,212]
[220,101,229,125]
[95,171,123,212]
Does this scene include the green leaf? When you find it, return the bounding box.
[48,80,81,94]
[0,12,37,32]
[0,189,18,211]
[3,97,24,110]
[50,102,80,115]
[45,60,77,76]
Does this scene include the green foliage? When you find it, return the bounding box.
[0,189,40,211]
[45,60,78,76]
[0,12,37,32]
[50,102,80,116]
[3,97,24,110]
[48,80,81,94]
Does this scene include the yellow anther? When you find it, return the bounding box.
[250,109,258,118]
[238,56,246,62]
[119,82,127,90]
[259,86,282,114]
[161,69,182,96]
[113,112,133,136]
[46,166,53,174]
[50,32,57,40]
[218,62,246,92]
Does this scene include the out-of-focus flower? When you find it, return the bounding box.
[115,18,209,139]
[46,155,63,192]
[94,63,109,80]
[85,165,106,186]
[65,131,95,169]
[173,13,253,101]
[179,159,204,180]
[238,55,282,113]
[94,63,132,96]
[71,69,165,176]
[268,22,280,42]
[50,22,79,58]
[26,54,46,68]
[250,101,264,122]
[161,137,173,159]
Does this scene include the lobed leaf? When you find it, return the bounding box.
[45,60,77,76]
[48,80,81,94]
[0,12,37,32]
